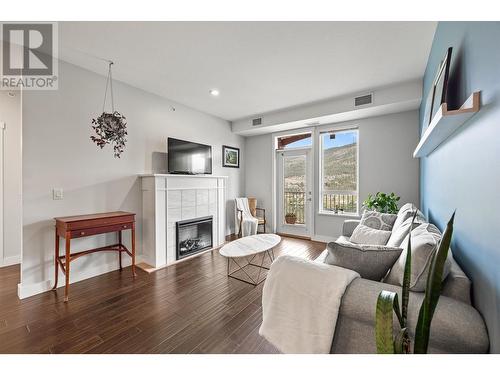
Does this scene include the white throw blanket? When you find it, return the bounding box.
[235,198,258,237]
[259,254,359,353]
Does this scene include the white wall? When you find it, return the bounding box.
[0,90,23,267]
[244,110,420,241]
[20,60,245,297]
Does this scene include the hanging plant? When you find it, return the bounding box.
[90,62,127,158]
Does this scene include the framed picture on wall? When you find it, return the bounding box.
[428,47,453,125]
[222,145,240,168]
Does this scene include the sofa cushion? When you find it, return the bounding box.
[385,223,452,292]
[331,278,489,353]
[392,203,426,233]
[325,240,402,281]
[350,224,391,246]
[359,210,397,231]
[386,216,424,247]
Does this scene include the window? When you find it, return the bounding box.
[276,132,312,150]
[319,128,358,214]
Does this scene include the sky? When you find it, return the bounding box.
[322,131,357,149]
[284,131,357,149]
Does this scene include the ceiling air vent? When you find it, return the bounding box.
[354,93,373,107]
[252,117,262,126]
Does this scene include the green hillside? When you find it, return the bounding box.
[284,143,356,191]
[323,143,356,191]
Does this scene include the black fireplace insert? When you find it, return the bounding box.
[176,216,213,260]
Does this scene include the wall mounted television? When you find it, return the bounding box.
[167,137,212,175]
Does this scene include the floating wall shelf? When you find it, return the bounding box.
[413,91,481,158]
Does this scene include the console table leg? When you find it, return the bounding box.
[52,231,59,290]
[64,235,71,302]
[131,224,137,277]
[118,230,123,270]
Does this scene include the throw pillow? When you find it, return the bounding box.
[392,203,426,233]
[325,240,402,281]
[386,216,424,247]
[384,223,452,292]
[359,210,397,231]
[350,224,391,246]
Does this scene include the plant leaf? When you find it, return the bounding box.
[376,290,400,354]
[394,327,410,354]
[401,208,418,327]
[414,212,455,354]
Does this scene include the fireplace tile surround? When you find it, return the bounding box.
[140,174,227,268]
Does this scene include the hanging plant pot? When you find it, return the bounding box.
[90,62,127,158]
[91,111,127,158]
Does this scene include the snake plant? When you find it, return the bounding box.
[375,210,455,354]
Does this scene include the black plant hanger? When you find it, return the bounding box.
[90,62,127,158]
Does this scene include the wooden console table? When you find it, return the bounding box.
[52,211,136,302]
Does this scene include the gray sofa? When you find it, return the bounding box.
[324,218,489,353]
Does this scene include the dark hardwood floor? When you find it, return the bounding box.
[0,236,324,354]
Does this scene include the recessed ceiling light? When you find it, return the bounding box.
[209,89,220,97]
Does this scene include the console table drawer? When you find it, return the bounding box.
[71,222,133,238]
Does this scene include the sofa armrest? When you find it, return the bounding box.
[442,256,471,305]
[342,220,360,237]
[332,278,489,353]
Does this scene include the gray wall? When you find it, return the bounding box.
[244,110,420,240]
[419,21,500,352]
[245,134,274,229]
[21,60,245,294]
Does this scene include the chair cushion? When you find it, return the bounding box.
[349,224,391,246]
[325,240,402,281]
[359,210,397,231]
[385,223,452,292]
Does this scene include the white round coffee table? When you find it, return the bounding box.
[219,234,281,286]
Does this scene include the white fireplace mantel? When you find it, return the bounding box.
[140,174,227,268]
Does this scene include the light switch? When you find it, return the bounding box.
[53,188,63,200]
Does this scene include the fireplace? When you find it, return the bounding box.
[176,216,213,260]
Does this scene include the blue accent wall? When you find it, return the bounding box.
[420,22,500,353]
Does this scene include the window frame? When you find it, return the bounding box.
[275,131,313,151]
[318,127,360,217]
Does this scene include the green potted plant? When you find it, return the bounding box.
[285,212,297,224]
[375,210,455,354]
[363,192,400,214]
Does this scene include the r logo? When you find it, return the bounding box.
[2,23,53,76]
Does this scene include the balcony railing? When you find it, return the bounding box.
[322,190,357,214]
[284,190,357,224]
[284,191,306,224]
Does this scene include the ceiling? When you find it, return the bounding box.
[59,22,437,121]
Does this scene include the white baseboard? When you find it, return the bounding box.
[0,254,21,268]
[311,234,338,243]
[18,280,52,299]
[17,257,134,300]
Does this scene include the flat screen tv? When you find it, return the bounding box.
[167,138,212,175]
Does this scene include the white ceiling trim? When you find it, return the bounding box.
[231,79,422,136]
